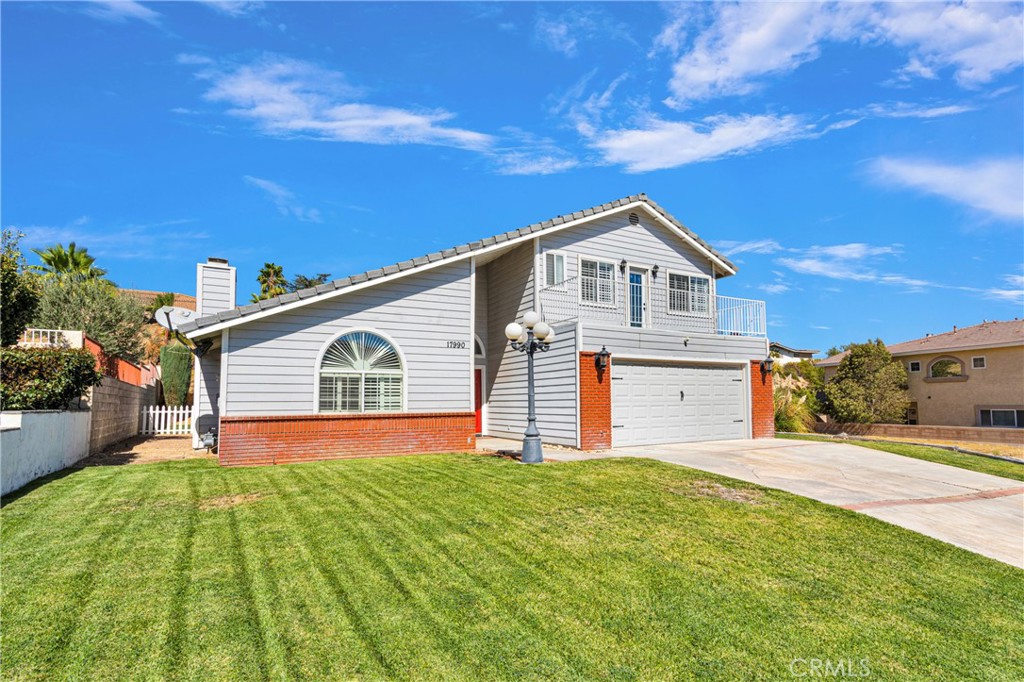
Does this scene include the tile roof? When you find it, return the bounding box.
[817,319,1024,366]
[179,193,736,335]
[120,288,197,312]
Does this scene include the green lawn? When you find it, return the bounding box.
[776,433,1024,482]
[2,455,1021,681]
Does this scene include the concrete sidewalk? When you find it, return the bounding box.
[488,437,1024,568]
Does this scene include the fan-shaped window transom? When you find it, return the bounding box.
[319,331,403,413]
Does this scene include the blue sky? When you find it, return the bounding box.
[3,1,1022,354]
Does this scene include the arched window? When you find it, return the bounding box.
[929,356,964,379]
[318,331,403,413]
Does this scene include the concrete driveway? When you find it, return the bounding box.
[553,438,1024,568]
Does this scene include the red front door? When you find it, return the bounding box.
[474,368,483,434]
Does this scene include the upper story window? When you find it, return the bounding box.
[668,273,710,314]
[908,361,921,372]
[928,357,964,378]
[581,258,615,305]
[318,331,403,413]
[972,356,986,369]
[545,252,565,287]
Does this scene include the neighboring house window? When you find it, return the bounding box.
[929,357,964,378]
[972,356,986,369]
[668,273,710,314]
[544,252,565,287]
[979,409,1024,428]
[908,361,921,372]
[318,331,403,413]
[581,258,615,305]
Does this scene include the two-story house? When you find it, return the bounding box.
[178,194,773,465]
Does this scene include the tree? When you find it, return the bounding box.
[148,292,177,314]
[160,342,193,406]
[31,278,146,361]
[288,273,331,292]
[824,342,855,358]
[29,242,113,284]
[823,340,909,424]
[250,262,287,302]
[1,229,41,346]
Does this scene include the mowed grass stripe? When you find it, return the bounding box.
[2,455,1022,681]
[260,465,398,678]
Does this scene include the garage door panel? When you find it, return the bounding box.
[612,361,747,447]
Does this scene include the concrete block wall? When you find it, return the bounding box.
[87,378,157,453]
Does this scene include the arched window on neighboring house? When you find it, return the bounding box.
[928,356,965,379]
[318,331,403,413]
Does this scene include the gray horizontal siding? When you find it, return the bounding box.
[224,261,472,416]
[475,262,488,354]
[540,212,717,282]
[487,321,578,447]
[199,264,235,316]
[191,345,220,446]
[583,325,767,361]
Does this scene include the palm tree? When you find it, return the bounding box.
[30,242,112,284]
[251,262,287,302]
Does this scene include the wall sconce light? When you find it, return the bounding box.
[619,259,628,273]
[760,357,775,373]
[651,264,659,279]
[595,345,611,371]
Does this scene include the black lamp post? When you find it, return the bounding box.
[504,311,555,464]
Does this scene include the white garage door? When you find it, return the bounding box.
[612,362,747,447]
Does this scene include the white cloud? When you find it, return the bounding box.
[872,3,1024,88]
[759,283,790,295]
[83,1,161,25]
[870,157,1024,222]
[199,1,263,17]
[984,274,1024,305]
[661,3,1023,107]
[533,9,633,58]
[243,176,322,223]
[534,17,578,57]
[716,239,784,257]
[188,54,493,151]
[665,2,865,107]
[552,70,630,138]
[857,101,977,119]
[13,217,205,260]
[592,113,808,172]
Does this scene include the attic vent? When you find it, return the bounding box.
[628,213,640,224]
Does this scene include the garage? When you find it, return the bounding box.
[611,361,748,447]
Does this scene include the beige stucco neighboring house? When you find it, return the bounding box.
[817,320,1024,428]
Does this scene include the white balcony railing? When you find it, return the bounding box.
[538,276,766,337]
[17,328,85,349]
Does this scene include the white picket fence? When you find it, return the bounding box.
[140,406,193,435]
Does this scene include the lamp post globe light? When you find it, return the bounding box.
[504,310,556,463]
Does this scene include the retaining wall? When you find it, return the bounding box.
[0,410,92,497]
[815,421,1023,445]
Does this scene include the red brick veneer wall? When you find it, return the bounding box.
[750,361,775,438]
[218,412,476,466]
[579,351,612,450]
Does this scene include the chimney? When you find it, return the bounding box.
[196,257,237,317]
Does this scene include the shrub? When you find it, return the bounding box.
[160,343,192,406]
[773,372,817,433]
[0,347,103,410]
[31,278,145,362]
[823,340,909,423]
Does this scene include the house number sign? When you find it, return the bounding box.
[446,340,468,349]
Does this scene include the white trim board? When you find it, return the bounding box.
[186,201,735,340]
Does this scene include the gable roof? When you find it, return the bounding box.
[181,193,736,338]
[817,320,1024,366]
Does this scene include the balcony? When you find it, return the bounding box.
[538,276,766,337]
